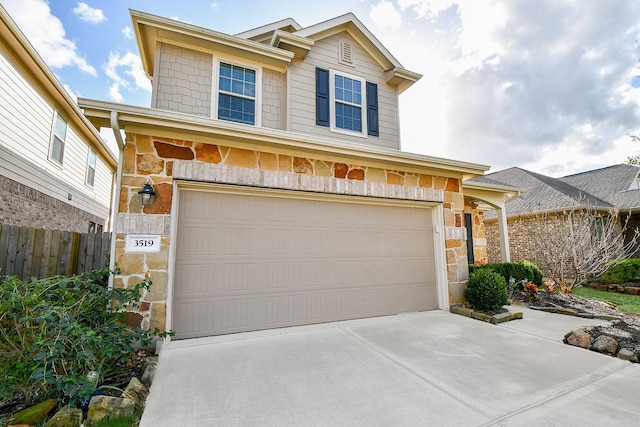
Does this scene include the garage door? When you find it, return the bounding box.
[172,188,437,338]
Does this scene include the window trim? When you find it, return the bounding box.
[329,69,368,138]
[85,149,97,187]
[49,111,67,165]
[211,57,262,127]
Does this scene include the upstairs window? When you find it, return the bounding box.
[50,112,67,164]
[86,149,97,187]
[316,68,378,138]
[217,62,256,125]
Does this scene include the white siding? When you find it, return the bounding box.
[288,32,400,149]
[0,49,111,219]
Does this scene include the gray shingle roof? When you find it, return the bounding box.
[469,164,640,219]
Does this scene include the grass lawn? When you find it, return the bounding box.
[573,286,640,315]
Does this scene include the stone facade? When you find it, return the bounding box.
[0,175,105,233]
[115,133,470,331]
[465,199,487,265]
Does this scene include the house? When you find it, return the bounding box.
[469,164,640,267]
[0,6,117,233]
[79,10,512,339]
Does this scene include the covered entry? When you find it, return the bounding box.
[172,186,438,338]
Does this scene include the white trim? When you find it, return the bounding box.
[211,56,262,127]
[85,148,97,188]
[432,203,449,310]
[48,110,67,167]
[329,69,367,138]
[165,180,180,342]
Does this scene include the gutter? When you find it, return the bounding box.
[108,111,126,285]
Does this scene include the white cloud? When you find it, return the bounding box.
[104,51,151,102]
[122,26,134,40]
[211,2,220,11]
[369,0,402,29]
[2,0,96,75]
[72,2,106,24]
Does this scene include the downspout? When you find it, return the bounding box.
[108,110,125,288]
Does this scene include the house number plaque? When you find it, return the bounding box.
[125,235,161,253]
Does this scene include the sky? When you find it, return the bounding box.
[2,0,640,177]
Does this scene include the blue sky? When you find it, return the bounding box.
[3,0,640,176]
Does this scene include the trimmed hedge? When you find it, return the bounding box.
[464,269,508,312]
[469,260,543,288]
[601,258,640,284]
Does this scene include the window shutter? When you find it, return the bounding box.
[366,81,379,136]
[316,67,330,127]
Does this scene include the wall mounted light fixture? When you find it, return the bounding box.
[138,182,156,206]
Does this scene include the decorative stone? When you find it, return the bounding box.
[9,399,56,425]
[123,312,143,328]
[146,271,168,300]
[591,335,619,355]
[366,167,386,183]
[509,311,523,320]
[149,303,167,332]
[624,287,640,295]
[123,144,136,174]
[121,377,148,406]
[557,307,577,316]
[386,172,403,185]
[347,169,364,180]
[142,182,172,215]
[116,252,144,276]
[146,245,169,269]
[194,143,221,163]
[141,356,159,386]
[135,135,154,153]
[565,330,591,349]
[418,174,433,188]
[224,148,257,168]
[313,160,333,177]
[154,141,194,160]
[293,157,313,174]
[44,406,83,427]
[471,311,493,323]
[278,155,292,172]
[450,305,473,317]
[445,178,460,192]
[617,348,640,363]
[433,176,447,189]
[86,396,135,426]
[258,152,278,171]
[136,153,165,174]
[334,163,348,178]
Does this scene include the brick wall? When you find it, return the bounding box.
[0,175,105,233]
[116,133,469,331]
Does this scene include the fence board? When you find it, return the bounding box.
[0,225,112,280]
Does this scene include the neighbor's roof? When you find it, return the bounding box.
[468,165,640,219]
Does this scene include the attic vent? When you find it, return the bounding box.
[339,40,354,65]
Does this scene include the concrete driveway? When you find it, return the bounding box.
[140,307,640,426]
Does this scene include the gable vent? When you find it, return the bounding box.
[340,41,354,65]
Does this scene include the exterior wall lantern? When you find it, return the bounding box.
[138,182,156,206]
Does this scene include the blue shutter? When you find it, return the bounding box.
[366,81,379,136]
[316,67,330,127]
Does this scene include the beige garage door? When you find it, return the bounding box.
[173,188,437,338]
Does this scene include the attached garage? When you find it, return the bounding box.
[172,186,438,339]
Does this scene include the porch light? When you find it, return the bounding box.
[138,182,156,206]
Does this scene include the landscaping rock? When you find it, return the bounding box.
[565,330,591,349]
[9,398,56,425]
[86,396,135,426]
[492,312,512,324]
[591,335,619,356]
[121,377,148,406]
[509,311,523,320]
[141,356,158,386]
[617,348,640,363]
[471,311,494,323]
[44,406,83,427]
[449,305,473,317]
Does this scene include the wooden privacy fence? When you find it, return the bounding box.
[0,224,111,281]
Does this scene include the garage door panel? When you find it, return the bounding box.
[173,190,438,338]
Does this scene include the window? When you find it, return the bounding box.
[217,62,256,125]
[316,68,378,137]
[50,113,67,164]
[86,149,97,187]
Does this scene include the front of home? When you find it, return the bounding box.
[80,11,510,339]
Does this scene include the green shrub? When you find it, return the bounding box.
[601,258,640,284]
[469,261,543,288]
[0,269,165,407]
[464,269,508,313]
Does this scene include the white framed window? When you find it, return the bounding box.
[50,112,67,164]
[86,149,97,187]
[330,70,367,137]
[213,60,261,126]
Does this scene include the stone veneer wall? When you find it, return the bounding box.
[115,133,469,331]
[0,175,105,233]
[464,199,487,265]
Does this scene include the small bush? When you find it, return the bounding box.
[0,269,165,407]
[601,258,640,284]
[464,269,508,313]
[469,261,543,288]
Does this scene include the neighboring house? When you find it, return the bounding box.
[469,164,640,265]
[79,10,511,339]
[0,6,117,233]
